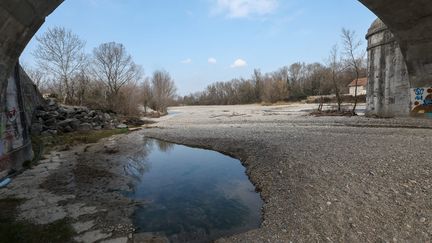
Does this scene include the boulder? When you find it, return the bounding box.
[32,101,121,135]
[44,118,57,126]
[104,113,111,120]
[62,126,75,133]
[103,124,114,130]
[31,123,43,136]
[116,124,128,129]
[57,118,80,130]
[78,123,92,131]
[47,98,57,106]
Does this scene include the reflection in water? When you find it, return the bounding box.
[125,139,263,243]
[155,139,175,153]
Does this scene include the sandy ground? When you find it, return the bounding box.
[2,103,432,242]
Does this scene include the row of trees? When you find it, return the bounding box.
[24,27,177,115]
[180,28,366,113]
[26,27,365,114]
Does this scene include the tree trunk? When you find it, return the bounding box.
[352,71,359,115]
[144,101,147,114]
[332,72,342,112]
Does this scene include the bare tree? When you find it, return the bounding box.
[141,78,153,113]
[288,63,304,85]
[151,70,177,113]
[341,28,365,114]
[73,67,91,106]
[92,42,143,110]
[327,45,343,111]
[288,63,306,99]
[252,69,263,102]
[32,26,86,104]
[117,81,143,116]
[22,64,47,91]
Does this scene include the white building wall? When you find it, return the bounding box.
[349,86,367,96]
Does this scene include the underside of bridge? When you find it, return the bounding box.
[0,0,431,173]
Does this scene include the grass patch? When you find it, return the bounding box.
[0,198,75,243]
[32,128,129,157]
[310,109,356,117]
[261,101,293,106]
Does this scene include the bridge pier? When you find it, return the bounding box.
[1,63,45,178]
[366,18,432,117]
[365,19,411,117]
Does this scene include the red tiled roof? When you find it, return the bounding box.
[348,77,368,87]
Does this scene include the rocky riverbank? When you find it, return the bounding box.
[31,98,125,136]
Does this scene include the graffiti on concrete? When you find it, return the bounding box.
[6,107,17,121]
[411,87,432,116]
[5,107,21,139]
[1,75,24,160]
[0,63,36,177]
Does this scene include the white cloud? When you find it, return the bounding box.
[208,58,217,64]
[213,0,278,18]
[181,58,192,64]
[230,58,247,68]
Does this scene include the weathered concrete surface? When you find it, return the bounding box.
[0,1,62,177]
[0,64,44,178]
[366,19,411,117]
[0,1,62,90]
[360,0,432,88]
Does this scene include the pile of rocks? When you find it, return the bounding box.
[31,98,126,136]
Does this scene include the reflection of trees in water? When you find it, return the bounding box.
[154,139,174,153]
[124,140,152,180]
[142,137,155,151]
[124,138,174,180]
[125,156,151,181]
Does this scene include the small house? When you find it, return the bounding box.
[348,78,367,96]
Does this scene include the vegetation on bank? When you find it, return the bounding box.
[32,128,129,157]
[25,27,177,117]
[0,198,75,243]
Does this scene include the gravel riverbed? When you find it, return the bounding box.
[1,103,432,242]
[145,104,432,242]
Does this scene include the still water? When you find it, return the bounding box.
[125,139,263,243]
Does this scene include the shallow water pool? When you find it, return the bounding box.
[125,138,263,243]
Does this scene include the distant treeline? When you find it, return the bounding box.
[180,62,366,106]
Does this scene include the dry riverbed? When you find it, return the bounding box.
[1,103,432,242]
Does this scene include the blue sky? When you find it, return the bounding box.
[20,0,377,95]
